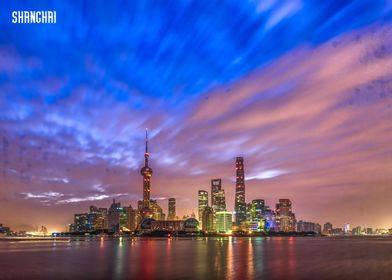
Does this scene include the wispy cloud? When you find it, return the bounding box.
[57,193,129,204]
[20,192,64,199]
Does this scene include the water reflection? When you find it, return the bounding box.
[1,237,392,279]
[114,239,126,280]
[247,238,254,278]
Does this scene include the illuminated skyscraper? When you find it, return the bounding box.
[168,198,176,220]
[215,190,226,212]
[119,206,129,230]
[140,129,153,217]
[86,206,108,231]
[211,179,226,212]
[275,199,296,232]
[99,208,109,229]
[251,199,265,221]
[234,157,246,226]
[211,179,221,210]
[263,206,277,231]
[198,190,208,226]
[74,213,88,232]
[150,199,164,220]
[216,211,232,233]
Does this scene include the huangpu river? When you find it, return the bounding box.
[1,236,392,279]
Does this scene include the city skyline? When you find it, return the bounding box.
[1,1,392,232]
[2,130,389,233]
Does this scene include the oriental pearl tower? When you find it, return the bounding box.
[140,129,153,218]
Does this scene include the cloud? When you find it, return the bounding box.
[56,193,129,204]
[20,192,64,199]
[246,170,287,180]
[18,191,130,205]
[0,2,391,231]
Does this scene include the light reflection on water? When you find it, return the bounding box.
[1,237,392,279]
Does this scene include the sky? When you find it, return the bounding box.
[0,1,392,232]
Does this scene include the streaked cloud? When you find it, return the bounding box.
[0,1,391,231]
[57,193,129,204]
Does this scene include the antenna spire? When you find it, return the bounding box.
[144,128,149,166]
[145,128,148,153]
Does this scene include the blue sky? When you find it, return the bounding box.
[0,1,392,231]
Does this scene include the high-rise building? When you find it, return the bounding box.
[127,206,137,231]
[323,222,333,234]
[150,199,164,220]
[315,223,322,234]
[352,226,362,235]
[0,224,10,235]
[246,202,253,222]
[365,228,373,235]
[216,211,232,233]
[251,199,265,221]
[234,157,246,226]
[168,198,176,220]
[263,207,277,231]
[211,179,221,211]
[211,179,226,212]
[202,206,214,232]
[276,199,296,232]
[119,207,129,230]
[297,220,316,232]
[343,223,350,234]
[90,205,99,214]
[215,190,226,212]
[74,213,88,232]
[198,190,208,226]
[246,199,266,232]
[99,208,109,229]
[87,213,97,231]
[108,199,121,232]
[140,129,153,217]
[92,208,108,230]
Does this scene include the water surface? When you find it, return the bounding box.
[1,236,392,279]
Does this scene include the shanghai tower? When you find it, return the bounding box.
[234,157,246,226]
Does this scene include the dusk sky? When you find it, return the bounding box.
[1,1,392,232]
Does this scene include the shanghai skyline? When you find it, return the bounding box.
[1,1,392,233]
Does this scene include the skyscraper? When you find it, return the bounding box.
[275,199,296,232]
[235,157,246,226]
[108,199,121,232]
[202,206,214,232]
[127,206,137,231]
[168,198,176,220]
[99,208,109,229]
[263,206,277,231]
[251,199,265,221]
[198,190,208,226]
[150,199,164,220]
[140,129,153,217]
[211,178,221,211]
[215,190,226,212]
[211,179,225,212]
[73,213,88,232]
[216,211,232,233]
